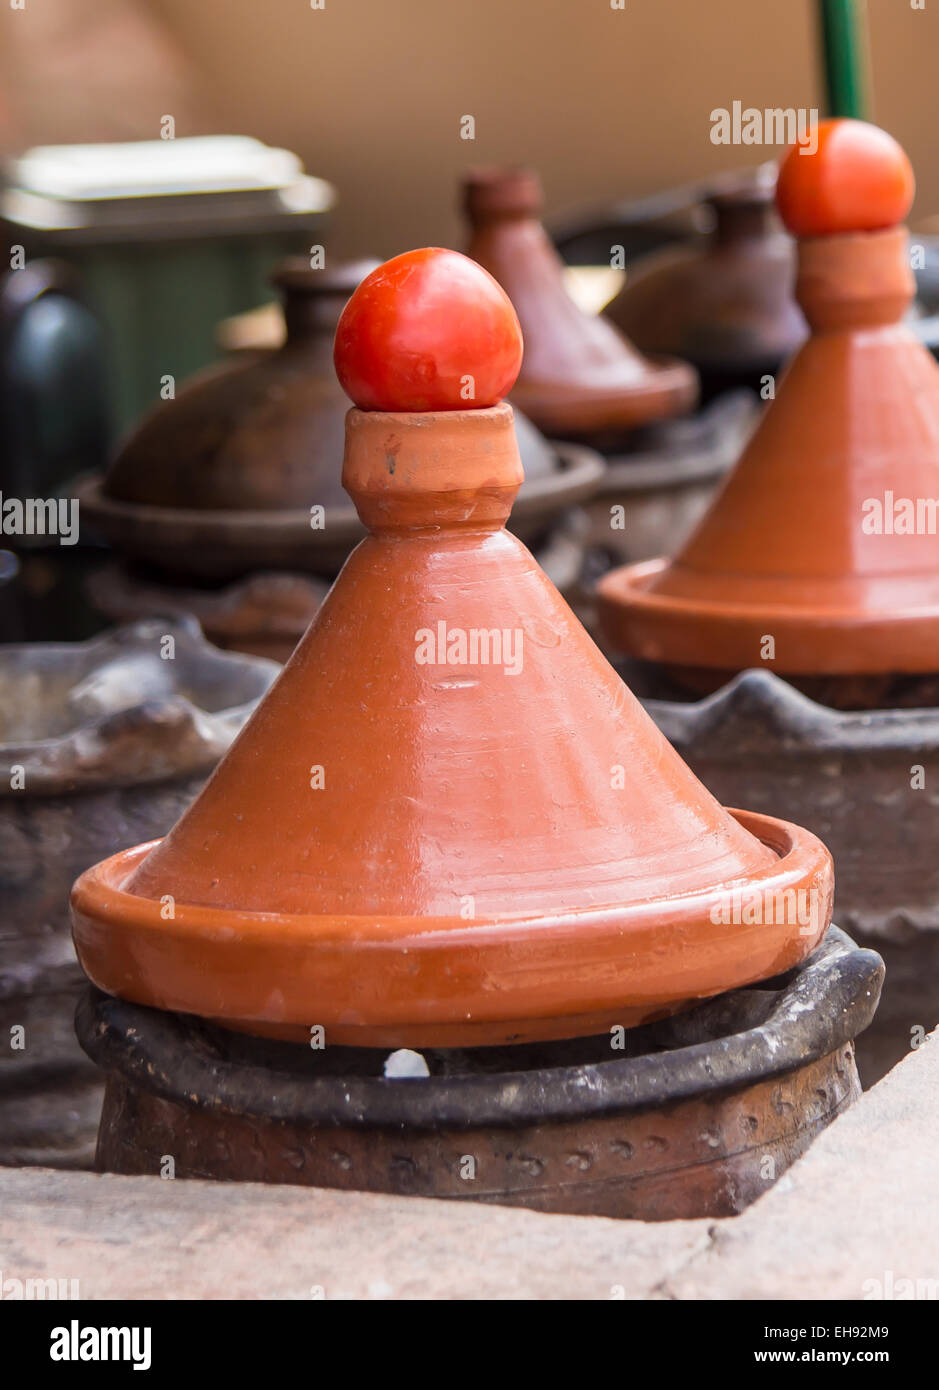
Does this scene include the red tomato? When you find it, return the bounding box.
[334,248,523,411]
[776,118,914,237]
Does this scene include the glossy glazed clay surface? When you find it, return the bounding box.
[71,245,833,1047]
[464,168,698,437]
[72,402,832,1045]
[598,223,939,676]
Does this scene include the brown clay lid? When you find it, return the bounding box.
[104,258,379,512]
[71,249,831,1047]
[102,254,557,509]
[604,164,807,382]
[463,168,698,438]
[598,120,939,679]
[78,254,602,582]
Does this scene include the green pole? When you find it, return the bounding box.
[817,0,870,119]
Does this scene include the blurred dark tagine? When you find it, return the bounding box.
[77,258,604,585]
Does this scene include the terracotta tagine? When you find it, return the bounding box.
[596,121,938,1086]
[463,168,699,441]
[597,120,939,704]
[604,165,807,400]
[76,257,604,585]
[70,248,834,1050]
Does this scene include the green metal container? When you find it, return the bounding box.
[1,137,335,436]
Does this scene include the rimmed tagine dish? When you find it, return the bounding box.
[597,120,939,1084]
[70,250,872,1213]
[72,248,834,1048]
[597,121,939,707]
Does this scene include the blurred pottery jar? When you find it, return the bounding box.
[463,167,698,443]
[604,165,807,401]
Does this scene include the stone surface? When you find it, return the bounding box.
[663,1028,939,1301]
[0,1166,709,1300]
[0,1029,936,1300]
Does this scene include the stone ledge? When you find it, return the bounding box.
[0,1030,935,1300]
[662,1028,939,1301]
[0,1167,710,1300]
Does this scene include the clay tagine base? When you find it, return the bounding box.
[0,620,276,1168]
[77,927,880,1220]
[623,664,939,1086]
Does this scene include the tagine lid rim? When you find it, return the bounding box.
[70,807,831,1036]
[511,352,697,413]
[597,557,939,673]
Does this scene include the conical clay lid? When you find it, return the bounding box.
[464,168,698,438]
[71,249,831,1047]
[598,120,939,678]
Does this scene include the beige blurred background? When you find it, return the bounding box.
[1,0,937,254]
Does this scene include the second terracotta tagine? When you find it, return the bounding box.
[597,119,939,705]
[598,118,939,1084]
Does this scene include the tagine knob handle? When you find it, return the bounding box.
[777,119,917,331]
[333,247,523,413]
[334,248,525,529]
[776,118,914,237]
